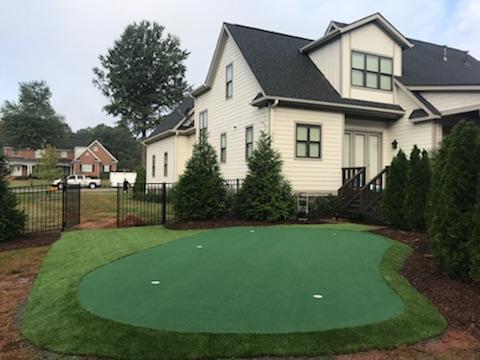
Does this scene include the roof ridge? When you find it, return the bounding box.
[407,37,468,53]
[224,22,313,42]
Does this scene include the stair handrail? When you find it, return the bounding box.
[338,167,366,209]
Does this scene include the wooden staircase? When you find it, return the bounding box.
[338,166,389,224]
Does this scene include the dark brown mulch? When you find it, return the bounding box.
[0,231,61,252]
[164,218,328,230]
[373,227,480,337]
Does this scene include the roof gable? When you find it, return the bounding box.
[301,13,413,53]
[73,139,118,163]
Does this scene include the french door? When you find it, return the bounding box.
[343,131,382,180]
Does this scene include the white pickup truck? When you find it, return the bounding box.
[53,174,102,189]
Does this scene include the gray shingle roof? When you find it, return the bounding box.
[147,96,194,140]
[400,39,480,86]
[225,23,403,112]
[223,23,480,110]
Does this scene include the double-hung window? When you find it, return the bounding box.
[351,51,393,91]
[199,110,208,141]
[245,127,253,159]
[296,124,321,158]
[163,152,168,177]
[226,63,233,98]
[220,133,227,163]
[152,155,156,178]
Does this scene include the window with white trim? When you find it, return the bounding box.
[296,124,321,158]
[226,63,233,98]
[81,164,93,172]
[245,127,253,159]
[152,155,156,178]
[351,51,393,91]
[220,133,227,163]
[103,165,110,172]
[199,110,208,141]
[163,152,168,177]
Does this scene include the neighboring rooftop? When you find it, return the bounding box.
[146,96,194,140]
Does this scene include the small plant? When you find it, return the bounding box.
[308,195,339,219]
[236,132,296,222]
[0,155,26,242]
[170,135,227,221]
[381,150,408,228]
[402,146,430,231]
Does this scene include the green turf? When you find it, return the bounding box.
[22,225,446,360]
[78,227,404,333]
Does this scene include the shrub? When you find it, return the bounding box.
[308,195,339,219]
[170,136,227,221]
[402,146,431,231]
[0,155,26,242]
[427,121,480,279]
[33,145,63,182]
[469,182,480,282]
[236,132,296,222]
[132,167,146,200]
[381,150,408,228]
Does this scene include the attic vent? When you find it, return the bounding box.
[443,46,448,62]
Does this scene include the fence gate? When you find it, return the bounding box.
[63,185,81,229]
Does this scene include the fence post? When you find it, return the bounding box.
[236,178,240,192]
[116,184,120,228]
[61,184,66,231]
[162,183,167,224]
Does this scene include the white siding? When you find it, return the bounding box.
[272,107,344,193]
[175,134,195,179]
[339,23,401,103]
[195,32,268,180]
[145,136,176,183]
[387,86,436,158]
[421,91,480,114]
[308,39,341,92]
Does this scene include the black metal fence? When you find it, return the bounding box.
[11,184,81,233]
[117,180,244,228]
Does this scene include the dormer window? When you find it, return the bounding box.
[351,51,393,91]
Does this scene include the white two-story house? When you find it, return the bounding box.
[145,13,480,202]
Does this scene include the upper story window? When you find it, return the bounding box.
[199,110,208,141]
[226,63,233,98]
[12,148,19,156]
[152,155,156,178]
[296,124,321,159]
[163,152,168,177]
[245,126,253,159]
[60,151,68,158]
[220,133,227,163]
[351,51,393,91]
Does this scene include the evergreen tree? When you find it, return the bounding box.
[427,121,480,278]
[469,181,480,282]
[236,132,296,222]
[33,146,63,181]
[402,146,431,231]
[0,155,26,242]
[381,150,408,228]
[171,136,227,221]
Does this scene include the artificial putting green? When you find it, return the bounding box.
[78,227,404,334]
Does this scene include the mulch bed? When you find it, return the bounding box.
[373,227,480,337]
[165,219,328,230]
[0,231,61,252]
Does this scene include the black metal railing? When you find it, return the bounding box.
[117,179,244,228]
[12,185,64,233]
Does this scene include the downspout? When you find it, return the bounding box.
[268,99,279,139]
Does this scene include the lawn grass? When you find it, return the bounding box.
[7,179,51,188]
[22,224,446,360]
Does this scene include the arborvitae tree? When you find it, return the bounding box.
[236,132,296,222]
[427,121,480,279]
[33,146,63,181]
[402,146,431,231]
[171,136,226,221]
[469,181,480,282]
[381,150,408,228]
[132,167,146,200]
[0,155,26,242]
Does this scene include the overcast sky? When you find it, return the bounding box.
[1,0,479,131]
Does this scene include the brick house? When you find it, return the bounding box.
[72,140,118,177]
[3,139,118,178]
